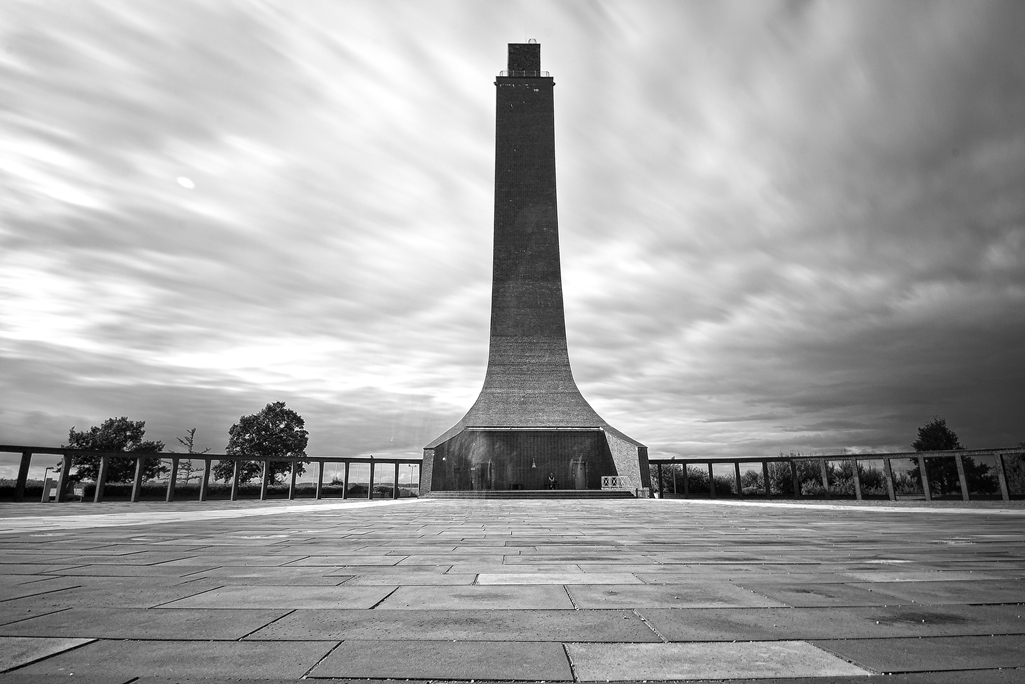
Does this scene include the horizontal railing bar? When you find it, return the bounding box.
[648,447,1025,465]
[0,444,421,464]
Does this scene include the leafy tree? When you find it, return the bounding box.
[1005,442,1025,496]
[908,417,994,496]
[212,402,309,484]
[174,427,210,484]
[912,417,963,451]
[65,417,166,483]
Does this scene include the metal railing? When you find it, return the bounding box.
[498,70,550,78]
[647,448,1025,502]
[1,444,421,504]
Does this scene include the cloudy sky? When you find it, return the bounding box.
[2,0,1023,478]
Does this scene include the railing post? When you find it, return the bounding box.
[54,453,74,502]
[883,458,896,501]
[199,459,211,501]
[288,460,297,500]
[790,460,800,497]
[734,462,742,497]
[393,462,400,499]
[819,459,830,499]
[954,453,969,501]
[657,463,664,497]
[368,459,375,500]
[682,463,689,497]
[342,461,350,499]
[708,463,715,497]
[762,461,770,497]
[672,464,677,495]
[260,460,270,500]
[230,460,240,501]
[14,451,31,503]
[94,455,109,503]
[166,457,179,502]
[131,455,144,503]
[316,462,324,500]
[996,453,1011,502]
[851,458,862,501]
[918,456,931,501]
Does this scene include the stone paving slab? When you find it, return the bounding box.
[0,607,290,640]
[567,583,786,608]
[377,584,575,609]
[12,639,337,679]
[815,635,1025,672]
[0,636,93,673]
[737,581,906,607]
[341,572,478,585]
[851,579,1025,605]
[639,604,1025,641]
[12,578,224,609]
[566,641,872,681]
[161,584,395,609]
[309,640,574,680]
[477,571,642,584]
[248,607,660,641]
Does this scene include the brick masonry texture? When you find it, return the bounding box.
[423,44,645,493]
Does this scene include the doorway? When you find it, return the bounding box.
[570,458,587,490]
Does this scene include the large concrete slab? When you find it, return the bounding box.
[376,584,575,609]
[160,584,394,609]
[12,639,336,679]
[852,579,1025,605]
[477,571,642,584]
[566,641,872,680]
[816,635,1025,672]
[738,581,906,606]
[0,607,289,639]
[309,639,574,680]
[567,582,786,608]
[0,636,93,673]
[640,604,1025,641]
[248,608,660,641]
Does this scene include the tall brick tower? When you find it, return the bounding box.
[421,43,648,495]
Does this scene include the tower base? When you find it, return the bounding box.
[422,427,649,495]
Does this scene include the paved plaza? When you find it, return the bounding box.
[1,497,1024,683]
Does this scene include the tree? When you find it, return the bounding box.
[174,428,210,484]
[912,417,963,451]
[65,417,166,483]
[212,402,309,484]
[908,417,992,496]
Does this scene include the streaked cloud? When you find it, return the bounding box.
[1,0,1023,479]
